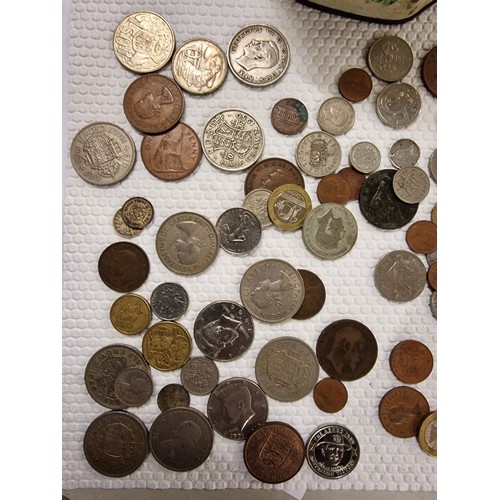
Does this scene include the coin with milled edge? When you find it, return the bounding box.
[390,339,434,384]
[268,184,312,231]
[376,82,422,129]
[114,367,154,407]
[271,97,308,135]
[389,138,421,169]
[110,293,152,335]
[295,131,342,177]
[292,269,326,320]
[367,35,413,82]
[216,207,262,254]
[393,166,430,204]
[318,97,355,135]
[338,67,372,102]
[418,411,437,456]
[150,282,189,321]
[121,197,154,230]
[113,209,142,238]
[349,141,381,174]
[421,46,437,97]
[243,188,273,228]
[313,378,348,413]
[180,356,219,396]
[157,383,190,412]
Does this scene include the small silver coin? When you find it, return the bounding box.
[429,149,437,183]
[150,282,189,320]
[430,291,437,318]
[376,82,422,129]
[295,131,342,177]
[389,138,421,169]
[216,207,262,255]
[243,188,273,228]
[392,166,430,204]
[114,367,154,407]
[367,35,413,82]
[180,356,219,396]
[317,97,355,135]
[349,141,381,174]
[113,209,142,238]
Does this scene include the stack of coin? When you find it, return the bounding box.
[113,197,155,238]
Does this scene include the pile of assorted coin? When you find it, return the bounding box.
[70,11,437,483]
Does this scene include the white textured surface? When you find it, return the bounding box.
[63,0,437,492]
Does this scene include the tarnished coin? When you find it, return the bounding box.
[306,424,359,479]
[379,386,430,438]
[180,356,219,396]
[157,383,190,412]
[141,122,202,181]
[421,46,437,97]
[428,149,437,183]
[243,188,273,228]
[430,291,437,318]
[70,122,135,186]
[374,250,427,302]
[317,97,355,135]
[207,377,268,441]
[150,282,189,321]
[389,138,421,169]
[227,24,290,87]
[83,410,149,477]
[426,249,437,267]
[349,141,381,174]
[121,197,154,230]
[156,212,219,275]
[202,109,264,171]
[431,203,437,225]
[367,35,413,82]
[113,209,142,239]
[428,262,437,291]
[194,300,254,361]
[271,97,308,135]
[393,166,430,204]
[390,339,434,384]
[149,407,214,471]
[123,74,184,134]
[172,38,228,94]
[114,367,154,407]
[240,259,305,323]
[98,241,150,293]
[292,269,326,320]
[418,411,437,456]
[313,378,348,413]
[376,82,422,128]
[338,67,373,102]
[302,203,358,260]
[337,167,366,201]
[316,173,351,205]
[295,131,342,177]
[406,220,437,254]
[268,184,312,231]
[243,422,305,483]
[316,319,378,381]
[255,336,319,402]
[109,293,152,335]
[216,207,262,254]
[113,11,175,73]
[141,321,192,371]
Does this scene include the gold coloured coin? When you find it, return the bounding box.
[267,183,312,231]
[109,293,152,335]
[418,411,437,456]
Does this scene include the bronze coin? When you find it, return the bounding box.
[421,46,437,97]
[389,340,434,384]
[244,157,305,195]
[316,173,351,205]
[98,241,150,293]
[271,97,308,135]
[123,75,184,134]
[338,67,373,102]
[316,319,378,381]
[428,262,437,290]
[313,378,348,413]
[292,269,326,320]
[337,166,366,200]
[379,386,430,438]
[141,122,202,181]
[243,421,305,483]
[157,383,190,412]
[405,220,437,254]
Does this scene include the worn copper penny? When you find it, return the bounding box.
[141,122,202,181]
[406,220,437,254]
[313,378,348,413]
[337,167,366,201]
[338,67,373,102]
[428,262,437,290]
[243,421,305,483]
[157,383,190,412]
[389,340,434,384]
[98,241,150,293]
[421,46,437,97]
[379,386,430,438]
[316,173,351,205]
[292,269,326,320]
[271,97,308,135]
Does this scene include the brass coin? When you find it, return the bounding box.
[109,293,152,335]
[113,209,142,239]
[338,67,373,102]
[406,220,437,255]
[316,173,351,205]
[268,183,312,231]
[389,340,434,384]
[313,378,348,413]
[121,197,154,230]
[421,46,437,97]
[271,97,308,135]
[418,411,437,456]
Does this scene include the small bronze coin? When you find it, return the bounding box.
[421,46,437,97]
[389,340,434,384]
[157,383,190,412]
[337,166,366,201]
[243,421,305,483]
[313,378,348,413]
[292,269,326,320]
[428,262,437,290]
[316,319,378,381]
[98,241,150,293]
[379,386,430,438]
[338,67,373,102]
[316,173,351,205]
[406,220,437,254]
[121,197,154,230]
[271,97,308,135]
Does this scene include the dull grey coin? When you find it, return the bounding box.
[113,209,142,238]
[150,282,189,321]
[429,149,437,183]
[389,138,421,169]
[392,166,430,204]
[426,250,437,267]
[114,367,154,408]
[216,207,262,255]
[349,141,381,174]
[295,131,342,177]
[317,97,355,135]
[180,356,219,396]
[243,188,273,228]
[376,82,422,129]
[430,291,437,318]
[157,383,190,412]
[367,35,413,82]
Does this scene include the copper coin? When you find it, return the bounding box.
[243,421,305,483]
[157,383,190,412]
[428,262,437,290]
[421,46,437,97]
[141,122,202,181]
[406,220,437,254]
[337,166,366,200]
[379,386,430,438]
[316,173,351,205]
[244,157,305,195]
[313,378,348,413]
[338,67,373,102]
[316,319,378,381]
[292,269,326,320]
[389,340,434,384]
[271,97,308,135]
[98,241,150,293]
[123,75,184,134]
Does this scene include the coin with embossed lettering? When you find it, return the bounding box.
[271,97,308,135]
[109,293,152,335]
[113,209,142,239]
[292,269,326,320]
[313,378,348,413]
[389,138,420,169]
[367,35,413,82]
[393,166,430,204]
[121,197,154,230]
[421,46,437,97]
[157,383,190,412]
[180,356,219,396]
[376,82,422,128]
[349,141,381,174]
[338,67,372,102]
[243,188,273,228]
[405,220,437,254]
[216,207,262,254]
[390,340,434,384]
[318,97,355,135]
[268,184,312,231]
[150,282,189,321]
[114,367,154,407]
[295,131,342,177]
[316,173,351,205]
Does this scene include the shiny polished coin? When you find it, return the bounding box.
[243,188,273,228]
[406,220,437,254]
[349,141,381,174]
[202,109,264,171]
[113,11,175,73]
[150,282,189,321]
[317,97,355,135]
[156,212,219,275]
[418,411,437,456]
[114,367,154,407]
[338,67,373,102]
[109,293,152,335]
[255,336,319,402]
[149,407,213,471]
[123,74,184,134]
[271,97,308,135]
[83,410,149,477]
[295,131,342,177]
[268,183,312,231]
[313,378,348,414]
[240,259,305,323]
[316,319,378,381]
[367,35,413,82]
[243,422,305,483]
[393,166,430,204]
[337,167,366,201]
[70,122,135,186]
[390,339,434,384]
[316,173,351,205]
[389,138,420,169]
[180,356,219,396]
[113,209,142,239]
[292,269,326,320]
[376,82,422,128]
[428,149,437,183]
[216,207,262,254]
[421,46,437,97]
[121,197,154,230]
[306,424,359,479]
[227,24,290,87]
[142,321,192,371]
[302,203,358,260]
[207,377,268,441]
[428,262,437,291]
[157,383,190,412]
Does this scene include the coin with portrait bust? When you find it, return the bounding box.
[114,367,154,407]
[157,383,190,412]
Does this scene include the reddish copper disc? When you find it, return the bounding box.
[406,220,437,254]
[421,46,437,97]
[316,173,351,205]
[427,262,437,290]
[292,269,326,320]
[313,378,348,413]
[338,67,373,102]
[389,340,434,384]
[337,166,366,200]
[271,98,308,135]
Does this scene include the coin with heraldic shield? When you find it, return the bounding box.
[216,207,262,254]
[268,184,312,231]
[271,97,308,135]
[317,97,355,135]
[296,131,342,177]
[114,367,154,407]
[157,383,190,412]
[180,356,219,396]
[367,35,413,82]
[109,293,152,335]
[121,196,154,230]
[376,82,422,128]
[150,282,189,321]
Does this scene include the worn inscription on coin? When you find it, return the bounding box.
[109,293,152,335]
[421,46,437,97]
[244,157,304,195]
[313,378,348,413]
[317,97,355,135]
[367,35,413,82]
[157,383,190,412]
[390,339,434,384]
[268,184,312,231]
[296,131,342,177]
[271,97,308,135]
[389,138,421,169]
[243,188,273,228]
[316,173,351,205]
[150,282,189,321]
[376,82,422,128]
[114,367,154,407]
[216,207,262,254]
[338,67,372,102]
[121,197,154,230]
[180,356,219,396]
[393,166,430,204]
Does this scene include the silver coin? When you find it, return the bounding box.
[227,24,290,87]
[376,82,422,129]
[114,367,154,407]
[202,109,264,171]
[156,212,219,275]
[216,207,262,255]
[113,209,142,238]
[70,122,135,186]
[255,336,319,402]
[374,250,427,302]
[429,149,437,183]
[349,141,381,174]
[180,356,219,396]
[317,97,355,135]
[389,138,421,168]
[150,282,189,320]
[295,131,342,177]
[240,259,305,323]
[426,250,437,267]
[392,166,430,204]
[243,188,273,228]
[367,35,413,82]
[302,204,358,260]
[157,383,190,412]
[430,291,437,318]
